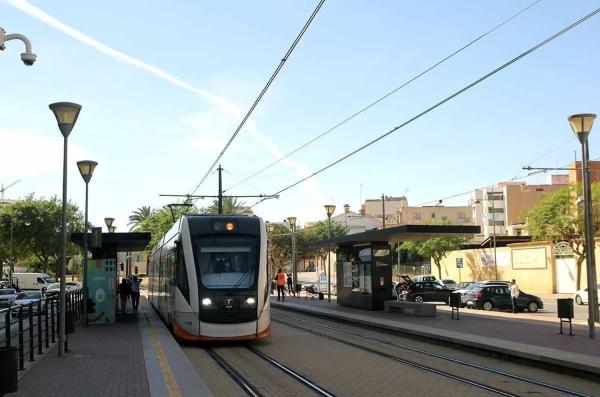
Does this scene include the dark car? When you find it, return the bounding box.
[465,285,543,312]
[400,276,455,304]
[457,281,510,307]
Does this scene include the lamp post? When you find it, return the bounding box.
[568,113,599,339]
[325,204,336,302]
[287,217,297,297]
[49,101,82,357]
[76,160,98,327]
[104,217,114,232]
[109,226,116,233]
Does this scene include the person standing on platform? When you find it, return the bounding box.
[510,279,520,313]
[276,268,286,302]
[130,276,141,312]
[118,278,131,313]
[287,273,295,297]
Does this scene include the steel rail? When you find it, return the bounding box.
[206,348,264,397]
[246,346,337,397]
[274,314,595,397]
[273,317,521,397]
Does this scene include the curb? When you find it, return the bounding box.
[272,301,600,378]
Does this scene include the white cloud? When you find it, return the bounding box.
[6,0,322,206]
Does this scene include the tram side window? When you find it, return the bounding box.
[175,247,190,303]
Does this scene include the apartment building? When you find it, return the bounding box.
[332,204,381,234]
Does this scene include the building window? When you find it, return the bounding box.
[431,213,436,219]
[413,212,421,220]
[442,216,448,221]
[488,220,505,226]
[487,192,504,201]
[457,212,465,220]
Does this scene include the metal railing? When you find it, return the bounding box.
[0,289,83,370]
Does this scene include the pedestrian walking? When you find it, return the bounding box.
[130,276,141,312]
[287,273,295,297]
[510,279,520,313]
[276,268,286,302]
[118,278,131,313]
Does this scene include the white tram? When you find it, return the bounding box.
[148,215,271,341]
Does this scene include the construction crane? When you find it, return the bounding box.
[0,179,20,199]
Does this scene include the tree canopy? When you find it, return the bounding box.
[0,195,84,276]
[205,197,247,215]
[400,236,464,279]
[525,182,600,289]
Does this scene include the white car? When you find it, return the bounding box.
[0,288,18,307]
[440,279,458,289]
[574,284,600,305]
[12,291,46,316]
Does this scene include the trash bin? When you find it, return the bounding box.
[450,293,461,308]
[318,292,324,300]
[296,283,302,293]
[557,298,574,319]
[66,310,76,334]
[0,346,19,394]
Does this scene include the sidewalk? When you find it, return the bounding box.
[7,297,213,397]
[271,296,600,376]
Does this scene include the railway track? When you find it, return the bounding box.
[206,346,336,397]
[273,313,596,397]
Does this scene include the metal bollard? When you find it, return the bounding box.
[44,301,49,349]
[4,309,10,347]
[37,301,43,355]
[50,298,55,343]
[28,303,34,362]
[18,307,24,370]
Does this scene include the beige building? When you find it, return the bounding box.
[332,204,381,234]
[392,205,471,226]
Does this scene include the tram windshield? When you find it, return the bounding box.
[194,236,258,289]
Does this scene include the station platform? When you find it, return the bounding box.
[271,295,600,377]
[6,297,213,397]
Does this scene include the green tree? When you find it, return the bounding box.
[128,206,153,231]
[206,197,246,214]
[134,204,200,249]
[400,236,463,279]
[525,183,600,289]
[0,195,84,276]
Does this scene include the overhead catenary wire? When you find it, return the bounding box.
[250,7,600,210]
[188,0,326,197]
[224,0,542,193]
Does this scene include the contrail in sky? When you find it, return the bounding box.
[5,0,322,201]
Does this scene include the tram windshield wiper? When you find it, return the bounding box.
[231,270,253,289]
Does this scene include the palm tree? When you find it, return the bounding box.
[206,197,247,214]
[128,206,153,231]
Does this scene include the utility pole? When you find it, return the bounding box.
[490,186,498,280]
[381,194,386,229]
[218,165,223,215]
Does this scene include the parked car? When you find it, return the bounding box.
[412,275,437,283]
[401,275,455,304]
[457,281,477,289]
[439,279,458,289]
[12,291,46,315]
[465,285,543,312]
[45,283,61,297]
[574,284,600,305]
[12,273,54,290]
[0,288,18,307]
[456,281,510,307]
[66,281,82,290]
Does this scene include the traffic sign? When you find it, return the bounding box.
[456,258,464,269]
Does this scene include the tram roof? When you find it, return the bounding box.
[310,224,481,248]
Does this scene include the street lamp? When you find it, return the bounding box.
[287,217,297,297]
[76,160,98,327]
[324,204,336,302]
[104,217,115,232]
[109,226,116,233]
[568,113,599,339]
[49,101,82,358]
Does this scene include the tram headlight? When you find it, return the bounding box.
[201,297,213,307]
[241,297,256,309]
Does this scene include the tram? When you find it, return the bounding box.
[148,215,271,341]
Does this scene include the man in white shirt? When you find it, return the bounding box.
[510,279,520,313]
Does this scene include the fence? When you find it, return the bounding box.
[0,289,83,371]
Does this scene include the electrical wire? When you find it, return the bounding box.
[188,0,326,197]
[224,0,542,193]
[250,7,600,210]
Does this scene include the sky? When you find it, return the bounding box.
[1,0,599,230]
